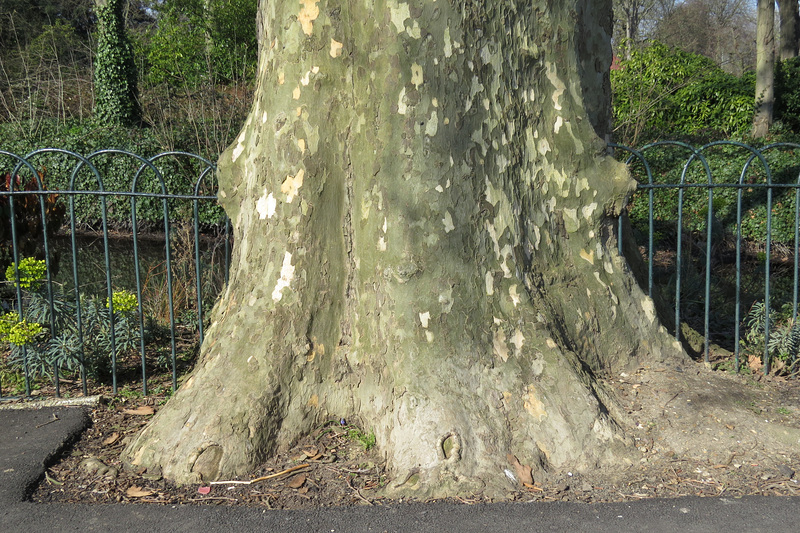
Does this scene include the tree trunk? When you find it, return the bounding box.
[753,0,775,138]
[777,0,799,60]
[123,0,684,498]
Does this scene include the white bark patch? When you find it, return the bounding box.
[509,284,520,307]
[554,116,563,133]
[511,329,524,355]
[389,1,410,33]
[545,62,566,111]
[419,311,430,328]
[582,202,598,220]
[493,329,509,362]
[604,261,614,274]
[397,87,407,114]
[425,331,434,342]
[377,236,387,251]
[425,111,438,136]
[292,86,301,100]
[485,271,494,296]
[442,211,454,233]
[298,0,319,35]
[256,191,277,220]
[642,297,656,324]
[281,169,304,203]
[562,208,580,233]
[545,338,557,349]
[411,63,423,88]
[300,71,311,86]
[297,139,306,153]
[443,27,453,57]
[438,288,454,313]
[231,130,246,163]
[330,39,343,58]
[271,252,295,302]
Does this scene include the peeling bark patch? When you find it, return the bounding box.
[272,252,295,302]
[579,249,594,265]
[281,169,304,203]
[419,311,430,328]
[298,0,319,36]
[256,191,277,219]
[524,385,548,420]
[411,63,423,88]
[389,1,410,33]
[642,297,656,324]
[493,329,509,362]
[442,211,454,233]
[330,39,343,58]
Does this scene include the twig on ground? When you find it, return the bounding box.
[210,464,311,486]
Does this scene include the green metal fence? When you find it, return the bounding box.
[612,141,800,377]
[1,143,798,401]
[0,149,230,399]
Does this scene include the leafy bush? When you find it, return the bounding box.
[0,120,225,228]
[612,41,754,145]
[1,257,149,382]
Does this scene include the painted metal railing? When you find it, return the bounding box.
[0,149,230,399]
[612,141,800,376]
[1,143,798,400]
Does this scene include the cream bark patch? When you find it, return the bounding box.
[281,169,304,203]
[330,39,343,58]
[271,252,295,302]
[298,0,319,35]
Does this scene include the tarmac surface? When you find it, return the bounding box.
[1,405,799,532]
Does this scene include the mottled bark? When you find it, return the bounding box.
[123,0,684,498]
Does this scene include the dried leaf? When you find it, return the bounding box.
[102,432,120,446]
[748,354,763,373]
[126,486,153,498]
[123,406,155,416]
[286,474,306,489]
[297,486,309,494]
[197,486,211,495]
[302,447,319,458]
[507,453,533,486]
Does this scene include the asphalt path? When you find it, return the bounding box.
[2,406,798,532]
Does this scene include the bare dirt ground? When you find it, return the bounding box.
[29,362,800,509]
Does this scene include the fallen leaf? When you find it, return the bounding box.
[297,486,309,494]
[197,486,211,495]
[102,432,120,446]
[123,406,155,416]
[286,474,306,489]
[507,453,533,486]
[302,447,319,458]
[126,486,153,498]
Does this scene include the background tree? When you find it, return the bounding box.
[753,0,776,137]
[777,0,799,59]
[613,0,657,59]
[93,0,140,126]
[122,0,685,497]
[651,0,755,75]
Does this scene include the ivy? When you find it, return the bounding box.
[94,0,140,126]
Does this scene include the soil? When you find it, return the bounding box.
[28,362,800,509]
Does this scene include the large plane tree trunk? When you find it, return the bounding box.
[123,0,684,498]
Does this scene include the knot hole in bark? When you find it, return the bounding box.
[437,432,461,463]
[188,442,223,482]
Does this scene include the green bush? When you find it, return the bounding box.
[612,41,754,145]
[1,257,149,382]
[0,120,225,227]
